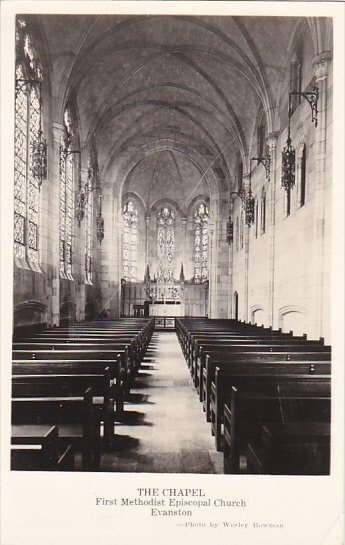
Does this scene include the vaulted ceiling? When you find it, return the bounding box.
[36,14,329,194]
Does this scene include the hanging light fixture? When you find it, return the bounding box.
[226,215,233,244]
[244,188,255,227]
[230,184,255,230]
[96,193,104,243]
[281,95,296,191]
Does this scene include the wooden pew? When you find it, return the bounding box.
[210,362,331,450]
[223,378,331,474]
[12,387,102,470]
[12,367,115,448]
[246,422,331,475]
[11,425,75,471]
[12,347,136,400]
[188,334,324,370]
[177,319,306,361]
[20,336,141,361]
[192,339,330,382]
[11,317,155,472]
[202,351,331,420]
[12,359,125,414]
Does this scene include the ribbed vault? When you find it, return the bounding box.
[35,13,326,192]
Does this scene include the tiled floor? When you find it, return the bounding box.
[100,331,223,473]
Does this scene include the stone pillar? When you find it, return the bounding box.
[243,174,251,322]
[208,215,217,318]
[311,52,332,338]
[181,216,187,269]
[50,122,64,326]
[98,184,120,318]
[145,215,150,269]
[267,132,279,327]
[227,199,234,318]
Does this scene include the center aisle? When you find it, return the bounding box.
[101,330,223,473]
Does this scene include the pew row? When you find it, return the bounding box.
[223,378,331,474]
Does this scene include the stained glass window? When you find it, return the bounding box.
[290,40,304,113]
[59,106,76,278]
[194,203,209,283]
[14,19,43,264]
[123,201,138,282]
[85,162,93,283]
[157,206,175,283]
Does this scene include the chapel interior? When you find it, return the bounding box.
[11,14,333,474]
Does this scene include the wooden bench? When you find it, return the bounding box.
[246,421,331,475]
[12,359,125,413]
[11,425,75,471]
[12,367,115,447]
[200,350,330,422]
[12,387,101,470]
[223,378,331,474]
[193,340,330,383]
[211,362,331,450]
[188,335,324,371]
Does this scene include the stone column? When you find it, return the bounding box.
[242,174,251,322]
[50,122,64,326]
[311,52,332,338]
[227,197,234,318]
[181,216,187,269]
[267,132,279,327]
[145,215,150,269]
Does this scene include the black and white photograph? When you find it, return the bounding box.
[1,2,344,544]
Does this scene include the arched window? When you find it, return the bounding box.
[157,206,175,283]
[194,203,209,283]
[290,40,304,113]
[14,18,45,265]
[261,188,266,234]
[59,105,78,279]
[300,144,306,207]
[123,201,138,282]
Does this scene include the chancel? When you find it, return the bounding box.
[11,14,332,474]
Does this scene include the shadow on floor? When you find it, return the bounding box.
[116,410,153,426]
[126,392,153,404]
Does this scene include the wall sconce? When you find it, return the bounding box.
[230,187,255,228]
[251,155,271,182]
[289,85,319,127]
[75,183,101,225]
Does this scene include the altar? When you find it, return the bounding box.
[148,301,185,317]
